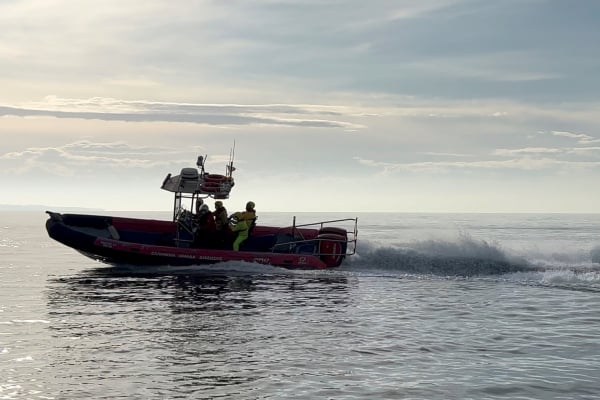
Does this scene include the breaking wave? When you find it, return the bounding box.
[345,233,530,277]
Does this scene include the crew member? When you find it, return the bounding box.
[231,201,257,251]
[194,203,216,247]
[213,201,229,248]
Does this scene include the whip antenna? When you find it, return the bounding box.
[227,140,236,177]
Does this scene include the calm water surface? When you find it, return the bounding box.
[1,212,600,399]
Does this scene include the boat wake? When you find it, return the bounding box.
[74,233,600,291]
[344,234,600,290]
[592,245,600,264]
[344,233,529,276]
[501,269,600,292]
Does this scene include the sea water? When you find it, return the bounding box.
[1,211,600,399]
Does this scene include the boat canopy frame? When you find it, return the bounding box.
[160,150,236,222]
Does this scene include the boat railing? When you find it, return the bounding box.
[270,235,355,257]
[276,217,358,257]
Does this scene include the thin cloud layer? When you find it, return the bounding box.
[355,129,600,174]
[0,97,359,129]
[551,131,600,144]
[356,157,600,174]
[0,140,206,176]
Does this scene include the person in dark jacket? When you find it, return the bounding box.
[194,204,216,248]
[212,201,229,248]
[213,201,228,231]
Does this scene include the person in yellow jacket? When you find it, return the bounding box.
[231,201,257,251]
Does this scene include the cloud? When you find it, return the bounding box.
[418,152,474,157]
[550,130,600,144]
[358,129,600,174]
[0,96,361,129]
[0,140,208,176]
[354,156,600,174]
[494,147,563,156]
[568,147,600,155]
[495,146,600,157]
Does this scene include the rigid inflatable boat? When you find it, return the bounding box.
[46,151,358,270]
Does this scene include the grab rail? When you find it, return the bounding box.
[282,217,358,257]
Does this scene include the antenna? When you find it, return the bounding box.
[196,154,206,175]
[227,140,236,177]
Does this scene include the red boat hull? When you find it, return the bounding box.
[46,212,353,270]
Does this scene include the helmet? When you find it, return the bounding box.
[246,201,255,210]
[199,204,209,213]
[215,201,223,208]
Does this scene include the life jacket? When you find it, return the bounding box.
[241,210,256,223]
[243,210,256,235]
[232,210,256,234]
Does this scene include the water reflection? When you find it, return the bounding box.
[44,265,355,398]
[46,265,351,309]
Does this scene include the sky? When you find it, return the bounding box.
[1,0,600,213]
